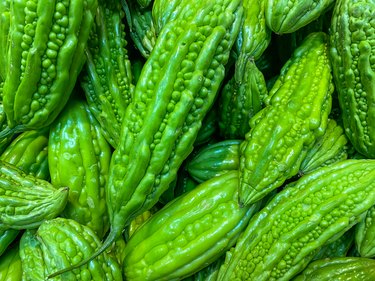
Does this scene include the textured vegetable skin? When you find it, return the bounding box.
[0,0,10,82]
[329,0,375,158]
[218,59,267,139]
[293,257,375,281]
[0,160,68,230]
[123,171,261,281]
[218,159,375,281]
[187,140,241,183]
[355,205,375,258]
[0,127,50,180]
[1,0,98,135]
[81,0,134,148]
[22,219,123,281]
[49,98,111,239]
[299,118,349,175]
[239,32,333,206]
[265,0,335,34]
[0,245,22,281]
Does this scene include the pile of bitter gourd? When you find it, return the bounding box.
[0,0,374,280]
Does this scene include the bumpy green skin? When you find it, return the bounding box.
[236,0,271,61]
[329,0,375,158]
[0,245,22,281]
[1,127,50,180]
[219,59,267,139]
[19,230,45,280]
[1,0,97,135]
[123,171,261,281]
[293,257,375,281]
[218,160,375,281]
[0,0,10,82]
[239,32,333,206]
[312,227,354,261]
[187,140,241,183]
[299,119,349,175]
[194,107,218,146]
[355,205,375,258]
[151,0,184,34]
[81,0,134,148]
[0,160,68,230]
[127,208,154,238]
[0,104,13,154]
[265,0,335,34]
[122,0,156,58]
[49,98,111,239]
[103,0,242,258]
[22,219,123,281]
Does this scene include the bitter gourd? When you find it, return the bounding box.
[122,0,156,58]
[46,1,244,276]
[265,0,335,34]
[239,32,333,206]
[329,0,375,158]
[0,127,50,180]
[187,140,241,183]
[293,257,375,281]
[299,118,349,175]
[49,98,111,239]
[0,0,10,83]
[123,171,261,281]
[1,0,98,136]
[0,245,21,281]
[355,205,375,258]
[81,0,134,148]
[21,218,123,281]
[218,59,267,139]
[0,160,68,230]
[218,159,375,280]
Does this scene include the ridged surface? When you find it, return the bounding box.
[20,219,123,281]
[0,0,10,82]
[0,127,50,180]
[81,0,134,148]
[239,32,333,206]
[102,0,243,258]
[123,171,261,281]
[49,98,111,239]
[218,159,375,281]
[330,0,375,158]
[355,205,375,258]
[0,161,68,229]
[293,257,375,281]
[2,0,97,133]
[265,0,335,34]
[219,59,267,139]
[300,119,349,175]
[187,140,241,183]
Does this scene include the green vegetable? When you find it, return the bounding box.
[187,140,241,183]
[355,205,375,258]
[1,0,98,136]
[49,98,111,239]
[81,0,134,148]
[299,119,349,175]
[239,32,333,206]
[123,171,261,281]
[21,218,123,280]
[218,159,375,280]
[0,160,68,230]
[329,0,375,158]
[293,257,375,281]
[218,59,267,139]
[265,0,335,34]
[122,0,156,58]
[0,127,50,180]
[0,0,10,82]
[0,244,22,281]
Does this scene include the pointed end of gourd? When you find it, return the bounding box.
[46,228,120,279]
